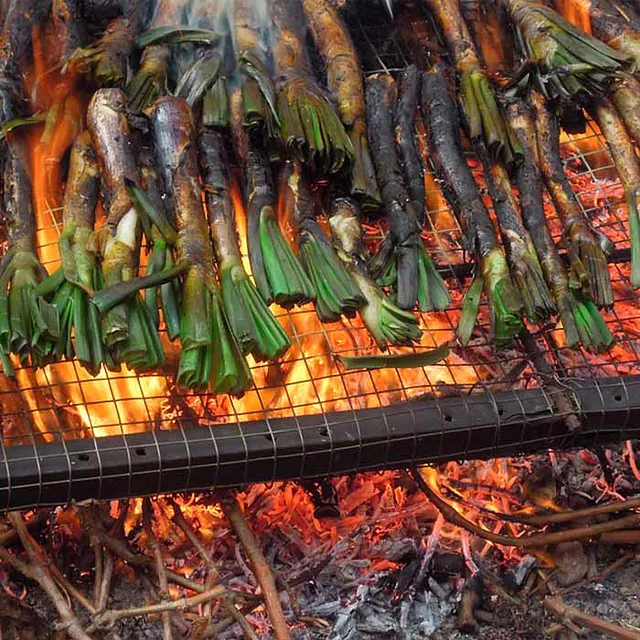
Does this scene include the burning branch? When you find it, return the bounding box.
[143,498,173,640]
[221,492,292,640]
[410,467,640,547]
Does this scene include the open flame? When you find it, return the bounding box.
[554,0,593,35]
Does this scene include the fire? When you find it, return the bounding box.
[554,0,593,35]
[8,18,172,443]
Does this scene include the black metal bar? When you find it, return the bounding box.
[1,375,638,511]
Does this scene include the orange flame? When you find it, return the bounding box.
[554,0,593,35]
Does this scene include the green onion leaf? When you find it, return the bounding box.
[336,343,449,371]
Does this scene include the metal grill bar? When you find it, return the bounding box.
[1,375,638,511]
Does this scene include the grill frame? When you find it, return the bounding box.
[1,374,639,511]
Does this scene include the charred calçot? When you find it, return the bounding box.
[230,89,315,309]
[505,98,613,352]
[198,81,291,363]
[421,69,523,346]
[150,96,251,395]
[366,73,449,313]
[302,0,381,209]
[531,90,614,309]
[270,0,354,177]
[32,131,106,375]
[87,88,165,372]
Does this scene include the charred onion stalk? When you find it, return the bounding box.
[558,0,640,68]
[133,140,181,341]
[33,131,105,374]
[127,0,186,111]
[366,74,449,312]
[87,89,164,371]
[230,92,315,308]
[0,0,53,206]
[53,0,89,66]
[301,0,381,208]
[72,0,147,87]
[611,74,640,149]
[502,0,632,108]
[506,99,613,351]
[593,99,640,289]
[151,96,251,394]
[394,66,425,226]
[329,197,422,347]
[531,90,614,308]
[233,0,280,146]
[473,143,554,323]
[0,142,58,374]
[283,159,365,322]
[423,0,516,165]
[421,69,523,345]
[199,83,290,362]
[270,0,353,176]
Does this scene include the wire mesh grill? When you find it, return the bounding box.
[2,2,640,509]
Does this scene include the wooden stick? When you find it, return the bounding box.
[0,510,50,546]
[221,492,292,640]
[442,490,640,527]
[224,600,262,640]
[544,596,640,640]
[143,498,173,640]
[6,512,92,640]
[89,586,227,631]
[97,550,114,612]
[168,498,218,578]
[94,527,206,592]
[410,468,640,548]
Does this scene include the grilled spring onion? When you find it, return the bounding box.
[421,69,523,346]
[394,65,425,225]
[502,0,632,107]
[531,90,614,308]
[33,131,105,374]
[270,0,353,176]
[151,95,251,394]
[593,98,640,289]
[87,88,164,371]
[506,98,613,351]
[473,141,555,323]
[611,73,640,149]
[234,0,280,147]
[0,0,53,206]
[127,0,188,112]
[337,343,450,371]
[283,159,365,322]
[198,85,290,362]
[133,143,181,341]
[560,0,640,69]
[366,73,449,312]
[53,0,89,66]
[230,90,315,308]
[0,142,58,375]
[423,0,517,166]
[301,0,381,208]
[72,0,147,87]
[330,197,422,347]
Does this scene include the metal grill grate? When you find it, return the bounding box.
[2,3,640,510]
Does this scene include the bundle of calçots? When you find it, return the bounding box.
[5,0,637,390]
